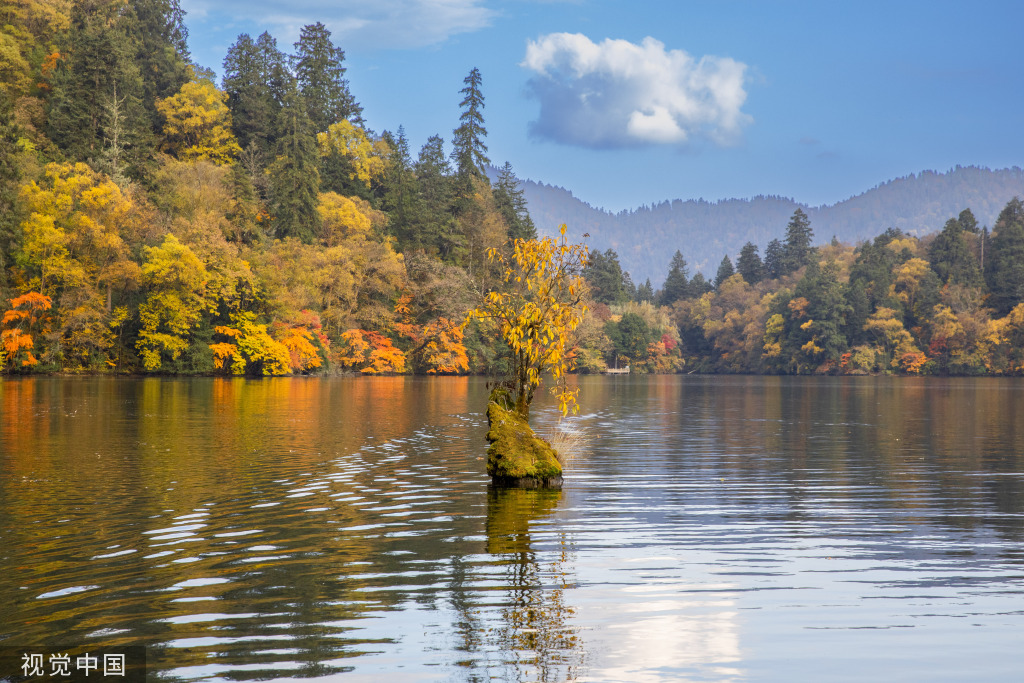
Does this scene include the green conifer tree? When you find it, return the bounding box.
[492,161,536,241]
[222,31,289,156]
[451,68,488,183]
[928,215,982,287]
[736,241,764,284]
[133,0,191,125]
[986,197,1024,315]
[268,84,320,242]
[46,2,152,176]
[715,255,735,290]
[382,126,423,249]
[659,251,689,306]
[781,208,814,275]
[292,22,362,132]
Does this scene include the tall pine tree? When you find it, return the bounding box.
[133,0,191,126]
[492,161,536,241]
[986,197,1024,315]
[736,241,764,284]
[222,31,289,156]
[781,208,814,275]
[292,22,362,132]
[928,214,982,287]
[268,83,320,242]
[46,1,152,177]
[659,251,689,306]
[451,67,488,183]
[381,126,423,249]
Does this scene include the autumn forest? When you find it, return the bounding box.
[2,0,1024,378]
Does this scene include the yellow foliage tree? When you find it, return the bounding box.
[19,162,142,368]
[316,120,390,188]
[156,78,242,164]
[209,312,290,376]
[467,226,589,417]
[317,191,371,242]
[136,234,213,371]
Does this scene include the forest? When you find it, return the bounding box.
[2,0,1023,377]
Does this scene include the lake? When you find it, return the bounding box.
[1,375,1023,681]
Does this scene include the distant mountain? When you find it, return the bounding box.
[520,166,1024,286]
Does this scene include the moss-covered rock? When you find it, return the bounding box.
[485,394,563,488]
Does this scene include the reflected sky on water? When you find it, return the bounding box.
[1,375,1022,681]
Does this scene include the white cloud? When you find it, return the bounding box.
[181,0,495,49]
[522,33,751,148]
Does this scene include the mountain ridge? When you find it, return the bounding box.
[519,165,1024,286]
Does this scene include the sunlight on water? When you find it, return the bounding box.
[1,375,1023,681]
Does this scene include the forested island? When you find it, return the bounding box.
[2,1,1023,377]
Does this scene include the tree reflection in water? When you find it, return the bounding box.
[463,485,584,682]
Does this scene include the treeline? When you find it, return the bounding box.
[579,204,1024,375]
[0,0,538,375]
[3,2,1023,378]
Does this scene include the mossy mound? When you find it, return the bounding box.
[485,396,563,488]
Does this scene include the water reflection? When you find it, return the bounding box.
[479,487,582,682]
[1,375,1023,681]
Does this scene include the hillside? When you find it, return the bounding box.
[522,166,1024,285]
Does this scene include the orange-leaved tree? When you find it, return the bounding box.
[337,329,406,374]
[271,310,330,373]
[419,317,469,374]
[1,292,52,369]
[466,225,588,418]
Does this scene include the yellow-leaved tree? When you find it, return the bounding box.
[136,234,213,371]
[467,225,589,418]
[19,162,143,368]
[316,120,390,188]
[156,77,242,165]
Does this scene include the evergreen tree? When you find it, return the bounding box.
[958,208,979,233]
[416,135,459,258]
[843,278,871,346]
[268,84,320,242]
[46,2,152,176]
[736,241,764,284]
[788,259,850,369]
[381,126,422,249]
[585,249,629,305]
[986,197,1024,315]
[928,215,982,287]
[764,238,784,279]
[636,278,655,303]
[451,67,488,182]
[688,272,713,297]
[714,255,735,290]
[659,250,689,306]
[492,161,536,241]
[222,31,289,156]
[133,0,191,125]
[781,208,814,275]
[0,91,20,296]
[606,312,652,365]
[849,228,908,312]
[623,271,637,301]
[292,22,362,132]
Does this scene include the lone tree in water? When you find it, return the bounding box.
[467,226,588,486]
[468,225,589,419]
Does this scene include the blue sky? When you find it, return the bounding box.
[180,0,1024,213]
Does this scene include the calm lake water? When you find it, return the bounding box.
[1,375,1023,682]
